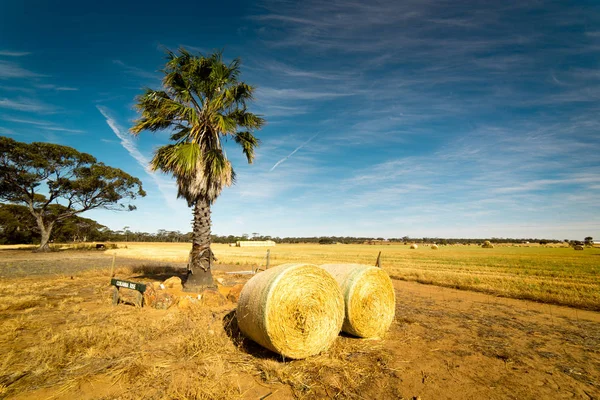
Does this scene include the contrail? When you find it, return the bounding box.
[270,133,319,171]
[96,105,179,211]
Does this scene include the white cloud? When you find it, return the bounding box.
[1,116,82,133]
[256,87,355,101]
[34,83,78,91]
[0,51,31,57]
[0,127,18,136]
[96,105,181,211]
[0,98,55,113]
[0,61,45,79]
[113,60,160,80]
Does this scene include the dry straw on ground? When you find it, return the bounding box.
[236,263,344,359]
[320,264,396,338]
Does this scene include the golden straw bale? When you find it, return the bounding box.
[319,264,395,338]
[410,243,418,249]
[431,244,439,250]
[236,263,344,359]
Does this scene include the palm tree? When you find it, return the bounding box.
[131,48,264,290]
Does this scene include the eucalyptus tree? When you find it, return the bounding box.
[131,48,264,290]
[0,136,145,251]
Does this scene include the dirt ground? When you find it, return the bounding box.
[0,249,247,278]
[388,280,600,399]
[0,250,599,399]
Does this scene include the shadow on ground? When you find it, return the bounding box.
[130,264,188,282]
[222,310,286,362]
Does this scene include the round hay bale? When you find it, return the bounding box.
[481,240,494,249]
[319,264,395,338]
[236,263,344,359]
[410,243,418,249]
[431,244,439,250]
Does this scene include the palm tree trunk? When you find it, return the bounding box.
[185,196,215,291]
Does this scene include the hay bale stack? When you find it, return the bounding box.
[431,244,439,250]
[481,240,494,248]
[410,243,418,249]
[236,263,344,359]
[319,264,395,338]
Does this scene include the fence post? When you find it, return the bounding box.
[110,252,116,277]
[266,249,271,269]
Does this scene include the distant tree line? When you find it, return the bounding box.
[3,209,586,247]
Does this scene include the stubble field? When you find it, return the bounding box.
[0,242,599,399]
[116,242,600,310]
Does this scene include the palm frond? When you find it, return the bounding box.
[151,143,201,176]
[132,47,263,204]
[234,131,260,163]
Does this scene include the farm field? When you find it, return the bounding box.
[0,243,599,399]
[63,242,600,310]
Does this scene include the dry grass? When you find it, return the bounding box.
[0,267,396,399]
[1,243,600,398]
[109,242,600,310]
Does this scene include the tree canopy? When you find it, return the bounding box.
[0,136,146,251]
[130,48,264,289]
[131,48,264,206]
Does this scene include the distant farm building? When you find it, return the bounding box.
[236,240,276,247]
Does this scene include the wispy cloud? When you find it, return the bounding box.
[256,87,355,101]
[251,59,349,81]
[270,133,319,171]
[0,60,46,79]
[96,105,180,210]
[113,60,160,80]
[0,85,35,93]
[257,105,308,117]
[1,116,82,133]
[0,127,19,136]
[34,83,78,91]
[0,51,31,57]
[0,98,55,113]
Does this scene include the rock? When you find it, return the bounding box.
[143,285,157,308]
[200,288,226,307]
[163,276,183,291]
[154,291,176,310]
[178,296,200,309]
[226,284,245,303]
[118,287,143,307]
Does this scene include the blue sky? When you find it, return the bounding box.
[1,0,599,240]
